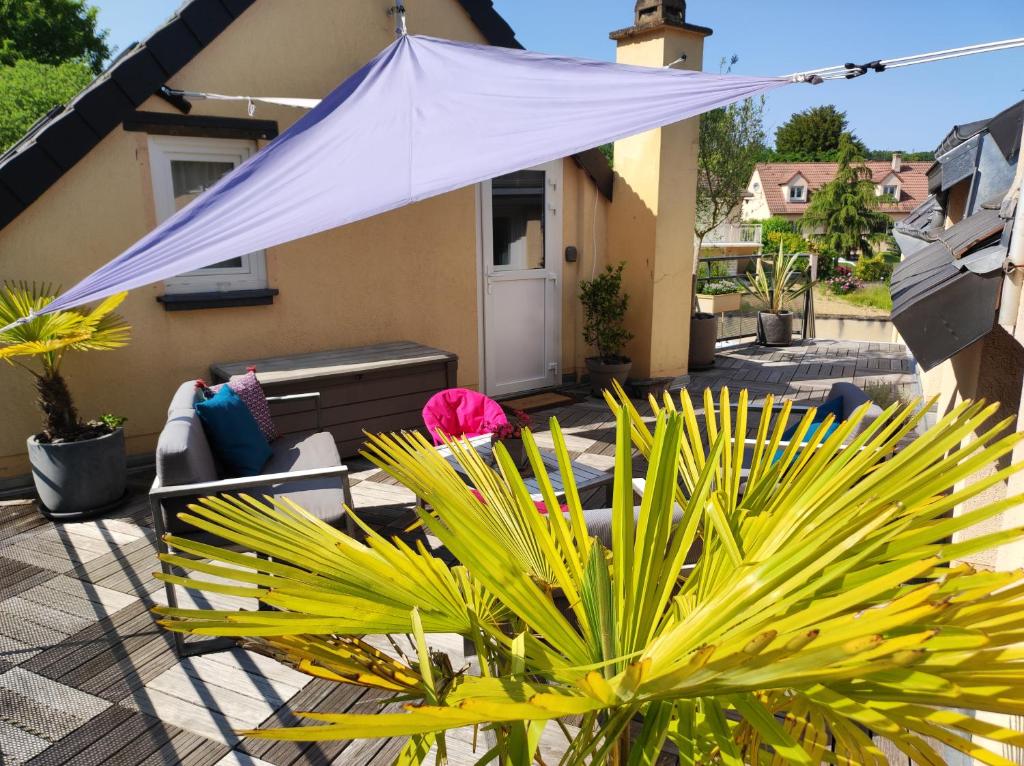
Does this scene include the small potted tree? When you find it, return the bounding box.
[579,262,634,396]
[0,284,131,519]
[742,243,812,347]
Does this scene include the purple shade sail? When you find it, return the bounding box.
[22,35,789,323]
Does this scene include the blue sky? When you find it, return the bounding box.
[93,0,1024,152]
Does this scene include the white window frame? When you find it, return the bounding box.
[789,184,806,201]
[882,184,899,198]
[148,136,267,294]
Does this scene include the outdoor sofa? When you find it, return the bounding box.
[149,380,354,656]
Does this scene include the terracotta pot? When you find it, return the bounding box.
[585,357,632,397]
[758,310,794,346]
[689,312,718,370]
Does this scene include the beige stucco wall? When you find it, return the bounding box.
[0,0,608,479]
[607,25,705,379]
[562,160,612,375]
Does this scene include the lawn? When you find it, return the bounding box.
[815,282,892,313]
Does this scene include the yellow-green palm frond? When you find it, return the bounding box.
[0,282,130,368]
[155,388,1024,765]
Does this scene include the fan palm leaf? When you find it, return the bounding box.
[155,389,1024,764]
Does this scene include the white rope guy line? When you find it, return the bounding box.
[167,34,1024,118]
[789,36,1024,83]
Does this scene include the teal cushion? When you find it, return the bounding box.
[774,397,845,465]
[780,396,843,443]
[194,385,272,477]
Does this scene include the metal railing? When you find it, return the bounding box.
[695,254,815,343]
[702,222,763,246]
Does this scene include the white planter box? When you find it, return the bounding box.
[697,292,742,314]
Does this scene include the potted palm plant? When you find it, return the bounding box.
[155,388,1024,764]
[0,284,131,519]
[742,242,811,346]
[579,262,634,396]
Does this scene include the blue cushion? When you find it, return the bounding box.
[774,397,844,465]
[780,396,844,443]
[194,385,272,477]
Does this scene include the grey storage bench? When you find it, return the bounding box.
[149,379,354,656]
[211,341,458,457]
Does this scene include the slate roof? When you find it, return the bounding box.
[752,160,932,217]
[0,0,610,232]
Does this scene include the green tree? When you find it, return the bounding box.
[695,56,768,255]
[0,58,92,150]
[800,133,890,262]
[0,0,110,73]
[774,105,867,161]
[757,216,809,253]
[695,97,767,250]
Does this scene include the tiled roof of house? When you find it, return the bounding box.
[0,0,610,232]
[754,160,933,217]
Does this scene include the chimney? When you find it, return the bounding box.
[606,4,712,378]
[611,0,712,40]
[892,152,902,173]
[634,0,686,28]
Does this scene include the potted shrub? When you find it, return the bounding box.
[696,279,742,314]
[0,284,131,520]
[490,410,532,471]
[579,262,634,396]
[742,242,812,346]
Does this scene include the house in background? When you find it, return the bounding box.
[741,154,931,230]
[0,0,713,482]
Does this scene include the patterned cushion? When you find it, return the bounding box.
[228,369,277,441]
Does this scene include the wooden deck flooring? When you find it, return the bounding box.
[0,340,919,765]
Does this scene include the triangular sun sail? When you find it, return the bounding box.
[15,35,790,322]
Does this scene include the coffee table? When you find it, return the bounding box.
[434,434,614,506]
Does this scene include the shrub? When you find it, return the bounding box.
[825,269,861,295]
[855,255,894,282]
[698,279,740,295]
[579,262,633,362]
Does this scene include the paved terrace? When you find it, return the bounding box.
[0,340,917,765]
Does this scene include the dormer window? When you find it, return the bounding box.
[789,185,806,202]
[882,184,899,198]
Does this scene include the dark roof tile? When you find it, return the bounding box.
[146,19,203,76]
[109,47,167,106]
[219,0,257,18]
[0,182,25,229]
[179,0,235,45]
[34,110,100,170]
[0,146,64,207]
[73,77,136,136]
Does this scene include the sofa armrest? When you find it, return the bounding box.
[266,391,322,432]
[150,463,347,501]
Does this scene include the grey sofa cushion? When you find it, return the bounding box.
[258,432,346,526]
[157,382,218,489]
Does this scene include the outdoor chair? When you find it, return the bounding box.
[422,387,507,445]
[150,380,355,657]
[738,382,883,465]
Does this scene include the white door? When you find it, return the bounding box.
[480,161,563,397]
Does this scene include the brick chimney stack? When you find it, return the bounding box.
[892,152,902,173]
